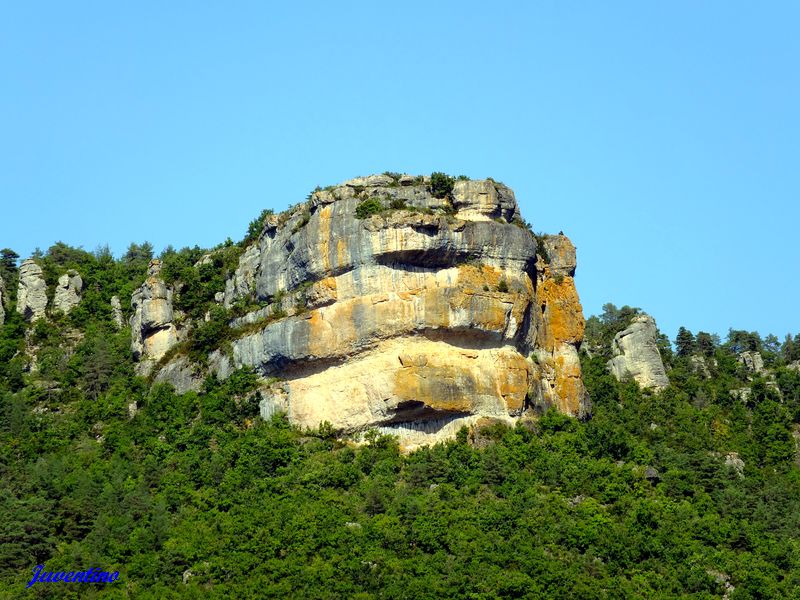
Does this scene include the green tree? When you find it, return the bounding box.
[696,331,717,357]
[244,209,274,243]
[429,172,455,199]
[675,327,696,356]
[0,249,18,272]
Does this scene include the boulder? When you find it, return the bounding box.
[608,314,670,390]
[16,259,48,321]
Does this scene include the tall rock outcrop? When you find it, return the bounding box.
[0,275,5,326]
[16,259,48,322]
[531,235,590,416]
[53,270,83,314]
[608,314,669,391]
[738,351,765,375]
[110,296,124,329]
[203,174,589,448]
[130,260,181,374]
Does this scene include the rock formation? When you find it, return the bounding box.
[130,260,181,374]
[530,235,590,417]
[0,276,5,326]
[16,259,48,321]
[53,270,83,314]
[608,314,669,391]
[185,174,590,449]
[738,350,765,375]
[110,295,124,329]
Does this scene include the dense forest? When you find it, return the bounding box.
[1,238,799,599]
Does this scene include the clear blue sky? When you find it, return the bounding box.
[1,2,798,342]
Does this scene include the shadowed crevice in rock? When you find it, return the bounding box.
[374,249,478,269]
[380,402,472,426]
[376,413,475,435]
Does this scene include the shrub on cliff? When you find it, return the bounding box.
[430,172,455,199]
[244,209,274,244]
[355,198,384,219]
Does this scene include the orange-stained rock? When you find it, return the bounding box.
[536,276,585,351]
[532,234,589,417]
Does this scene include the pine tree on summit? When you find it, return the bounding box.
[675,327,696,357]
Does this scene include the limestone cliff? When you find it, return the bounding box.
[608,314,669,390]
[146,174,589,448]
[130,260,183,375]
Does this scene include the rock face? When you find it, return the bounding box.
[206,175,589,448]
[53,270,83,314]
[110,295,124,329]
[608,314,669,391]
[130,260,181,374]
[16,259,48,321]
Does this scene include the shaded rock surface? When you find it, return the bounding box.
[16,259,48,321]
[608,314,669,390]
[204,175,589,449]
[53,270,83,314]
